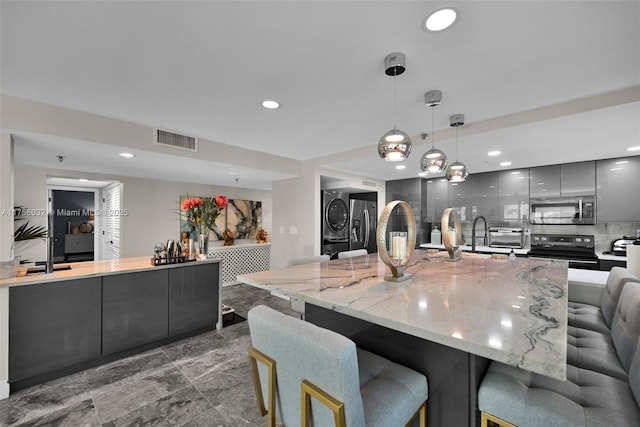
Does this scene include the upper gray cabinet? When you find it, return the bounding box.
[470,172,499,223]
[499,169,530,222]
[560,161,596,196]
[596,156,640,222]
[448,179,472,223]
[530,165,561,198]
[424,178,448,224]
[530,161,595,198]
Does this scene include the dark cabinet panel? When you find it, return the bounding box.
[386,178,423,247]
[448,180,472,223]
[9,278,102,382]
[597,156,640,222]
[102,269,169,355]
[169,262,220,336]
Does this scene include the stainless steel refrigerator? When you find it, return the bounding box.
[349,199,377,253]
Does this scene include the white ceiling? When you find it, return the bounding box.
[1,1,639,187]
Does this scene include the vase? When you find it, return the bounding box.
[199,234,209,257]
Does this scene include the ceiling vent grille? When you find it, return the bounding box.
[361,180,377,188]
[153,129,198,152]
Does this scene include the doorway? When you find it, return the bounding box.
[51,189,95,263]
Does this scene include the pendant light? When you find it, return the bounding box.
[446,113,469,182]
[378,52,412,162]
[419,90,448,173]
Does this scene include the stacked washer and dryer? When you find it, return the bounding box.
[321,191,350,259]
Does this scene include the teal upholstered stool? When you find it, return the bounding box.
[248,305,428,427]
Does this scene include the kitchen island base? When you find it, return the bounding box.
[305,304,491,427]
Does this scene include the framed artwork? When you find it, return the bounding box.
[179,196,262,240]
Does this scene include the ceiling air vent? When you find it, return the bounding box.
[153,128,198,152]
[361,180,377,188]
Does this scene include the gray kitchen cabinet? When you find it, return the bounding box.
[425,178,449,224]
[561,161,596,196]
[530,161,595,198]
[499,169,530,222]
[169,262,220,336]
[470,172,499,223]
[596,156,640,222]
[102,269,169,354]
[530,165,561,198]
[448,179,472,223]
[386,178,423,247]
[9,278,102,382]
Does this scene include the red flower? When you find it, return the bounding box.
[215,195,228,209]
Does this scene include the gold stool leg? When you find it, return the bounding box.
[405,401,427,427]
[300,379,346,427]
[481,411,516,427]
[248,347,277,427]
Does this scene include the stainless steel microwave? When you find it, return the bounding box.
[530,196,595,225]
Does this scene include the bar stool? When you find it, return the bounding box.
[248,305,428,427]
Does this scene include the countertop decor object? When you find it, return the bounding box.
[376,200,416,282]
[441,208,462,261]
[222,229,234,246]
[255,228,268,243]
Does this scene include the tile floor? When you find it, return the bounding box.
[0,284,297,427]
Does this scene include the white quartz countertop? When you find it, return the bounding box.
[420,243,530,255]
[0,256,221,288]
[238,251,568,380]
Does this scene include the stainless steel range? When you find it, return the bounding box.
[528,233,599,269]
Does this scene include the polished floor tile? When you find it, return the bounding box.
[0,283,296,426]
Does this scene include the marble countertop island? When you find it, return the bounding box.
[238,251,568,380]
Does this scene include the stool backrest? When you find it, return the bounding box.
[612,282,640,405]
[601,267,640,327]
[248,305,365,427]
[337,249,368,259]
[290,255,330,266]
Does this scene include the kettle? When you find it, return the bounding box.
[611,236,636,254]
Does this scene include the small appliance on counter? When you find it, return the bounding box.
[488,227,525,248]
[528,233,599,269]
[604,236,640,257]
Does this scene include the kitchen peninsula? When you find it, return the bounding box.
[238,251,568,427]
[0,257,221,391]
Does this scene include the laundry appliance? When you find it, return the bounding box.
[322,191,349,258]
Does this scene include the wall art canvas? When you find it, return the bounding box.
[226,199,262,239]
[179,196,262,241]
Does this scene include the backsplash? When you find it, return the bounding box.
[457,221,640,253]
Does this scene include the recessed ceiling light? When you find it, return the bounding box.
[500,161,512,167]
[395,164,406,170]
[424,7,457,32]
[261,100,280,109]
[488,150,501,156]
[78,178,88,182]
[119,152,135,158]
[627,146,640,152]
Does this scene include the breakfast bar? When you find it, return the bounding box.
[237,251,568,426]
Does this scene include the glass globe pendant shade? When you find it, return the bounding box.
[446,161,469,182]
[378,128,412,161]
[419,147,448,172]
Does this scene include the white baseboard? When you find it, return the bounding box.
[0,381,9,400]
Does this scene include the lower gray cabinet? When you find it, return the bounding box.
[169,262,220,336]
[9,277,102,382]
[102,269,169,355]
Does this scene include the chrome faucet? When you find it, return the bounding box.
[472,215,488,253]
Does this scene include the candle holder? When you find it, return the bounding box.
[376,201,416,282]
[442,208,462,262]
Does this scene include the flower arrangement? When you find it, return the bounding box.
[181,194,228,237]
